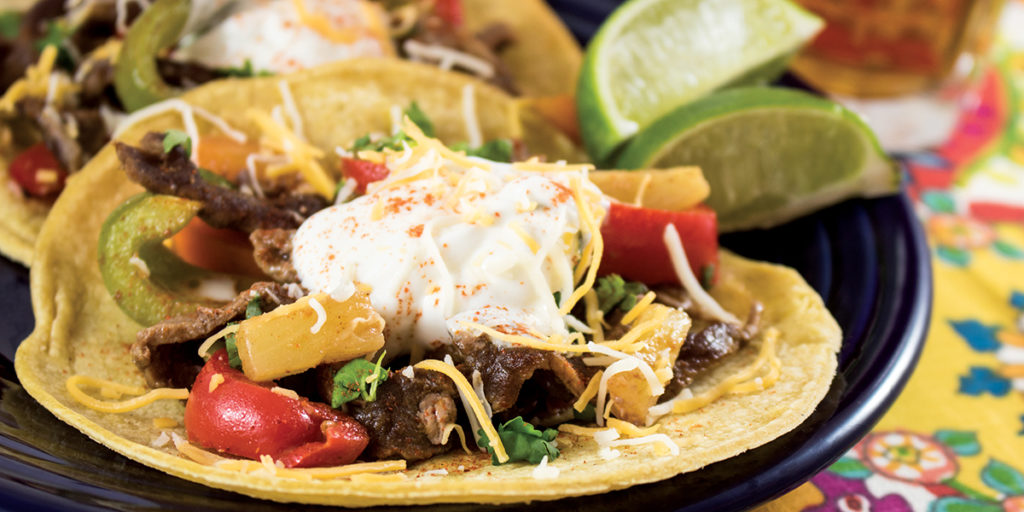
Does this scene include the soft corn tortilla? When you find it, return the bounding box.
[0,0,582,266]
[14,60,839,506]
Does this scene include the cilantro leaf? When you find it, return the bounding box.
[573,404,596,423]
[245,295,262,319]
[477,416,559,465]
[218,59,273,78]
[404,102,435,137]
[351,131,411,153]
[595,274,649,314]
[197,168,235,189]
[700,264,716,289]
[35,20,75,70]
[162,130,192,157]
[225,332,242,370]
[331,352,388,407]
[451,139,514,163]
[0,11,21,39]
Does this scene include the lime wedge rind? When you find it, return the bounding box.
[577,0,824,163]
[616,87,900,231]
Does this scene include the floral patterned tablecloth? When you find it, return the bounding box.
[762,3,1024,511]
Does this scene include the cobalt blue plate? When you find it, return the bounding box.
[0,1,931,510]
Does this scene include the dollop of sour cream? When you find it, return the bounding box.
[291,149,605,357]
[176,0,391,74]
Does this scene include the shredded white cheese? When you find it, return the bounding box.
[461,84,481,149]
[663,224,740,325]
[277,80,305,141]
[308,296,327,334]
[402,40,494,78]
[400,366,415,379]
[532,455,560,479]
[150,431,171,448]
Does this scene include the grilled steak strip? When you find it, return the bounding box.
[132,282,294,388]
[349,368,458,462]
[447,334,592,415]
[114,132,321,232]
[250,229,298,282]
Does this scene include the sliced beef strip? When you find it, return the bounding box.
[132,281,294,388]
[661,301,764,400]
[448,334,592,414]
[405,16,519,95]
[250,228,298,282]
[114,132,321,232]
[16,97,108,172]
[348,368,458,462]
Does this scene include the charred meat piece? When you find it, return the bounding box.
[405,16,519,94]
[449,334,592,415]
[250,229,298,282]
[132,282,295,388]
[661,302,764,399]
[114,132,318,232]
[349,368,458,461]
[16,97,108,173]
[156,58,226,89]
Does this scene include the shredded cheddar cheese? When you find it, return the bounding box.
[620,291,657,326]
[66,375,188,413]
[152,417,178,429]
[573,369,603,412]
[196,324,241,358]
[208,373,225,393]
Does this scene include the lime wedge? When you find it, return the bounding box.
[615,87,900,231]
[577,0,823,163]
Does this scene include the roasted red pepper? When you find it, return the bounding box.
[341,157,389,194]
[9,142,67,197]
[599,202,719,286]
[185,350,369,468]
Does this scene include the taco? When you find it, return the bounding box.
[15,59,840,506]
[0,0,581,265]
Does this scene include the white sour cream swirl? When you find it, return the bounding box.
[291,151,605,358]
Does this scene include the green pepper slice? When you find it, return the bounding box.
[98,192,236,326]
[113,0,191,112]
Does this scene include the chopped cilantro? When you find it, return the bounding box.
[477,416,559,465]
[35,20,75,70]
[351,131,410,153]
[331,352,388,407]
[552,291,561,307]
[218,59,273,78]
[700,264,716,289]
[225,332,242,370]
[245,295,262,319]
[404,101,434,137]
[595,274,648,314]
[451,139,514,163]
[162,130,192,157]
[0,11,21,39]
[573,404,596,423]
[197,168,235,189]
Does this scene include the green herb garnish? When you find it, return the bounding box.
[245,295,262,319]
[162,130,192,157]
[35,20,75,70]
[331,351,388,407]
[700,264,716,289]
[224,332,242,369]
[451,139,514,163]
[197,168,235,189]
[404,101,434,137]
[477,416,559,465]
[219,59,273,78]
[350,102,437,152]
[595,274,648,314]
[0,11,21,39]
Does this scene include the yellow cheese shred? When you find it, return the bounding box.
[560,176,604,316]
[606,418,660,437]
[582,289,606,342]
[247,109,336,199]
[66,375,188,414]
[457,321,589,354]
[508,222,540,253]
[0,45,58,112]
[415,359,509,463]
[573,370,603,412]
[671,328,780,415]
[174,434,407,479]
[291,0,362,43]
[196,324,241,358]
[152,417,178,429]
[619,291,657,326]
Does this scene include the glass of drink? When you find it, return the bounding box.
[790,0,1006,151]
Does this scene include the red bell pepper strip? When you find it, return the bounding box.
[599,202,719,286]
[185,350,369,467]
[341,157,389,194]
[9,142,67,197]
